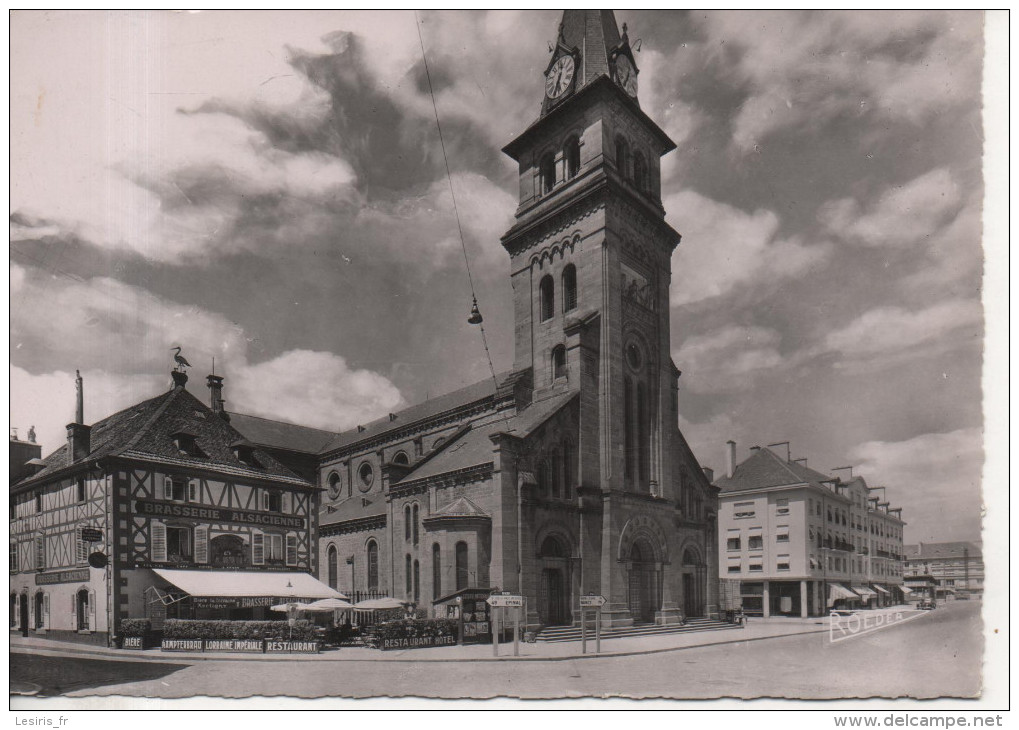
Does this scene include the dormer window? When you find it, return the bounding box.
[171,430,204,458]
[231,439,258,467]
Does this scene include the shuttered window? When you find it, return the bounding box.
[76,527,90,564]
[34,536,45,570]
[43,593,49,628]
[151,521,167,562]
[285,535,298,566]
[252,531,264,565]
[194,526,209,564]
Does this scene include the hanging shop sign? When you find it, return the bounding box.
[134,498,305,530]
[81,527,104,543]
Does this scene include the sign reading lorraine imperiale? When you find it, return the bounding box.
[35,568,91,585]
[134,499,305,530]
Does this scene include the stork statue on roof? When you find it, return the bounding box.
[171,346,192,372]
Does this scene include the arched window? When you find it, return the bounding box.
[455,541,469,591]
[539,275,555,321]
[539,535,566,558]
[404,505,412,541]
[413,559,420,603]
[393,451,409,466]
[412,504,419,545]
[405,554,412,598]
[633,152,647,192]
[76,588,90,631]
[539,152,556,195]
[565,137,580,179]
[562,264,577,313]
[562,439,573,499]
[367,540,379,590]
[552,345,567,381]
[615,136,629,178]
[432,543,441,599]
[327,545,338,590]
[624,377,634,479]
[637,381,649,485]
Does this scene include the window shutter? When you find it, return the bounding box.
[162,476,173,500]
[29,593,35,629]
[252,531,264,565]
[282,492,291,514]
[261,491,269,511]
[35,536,45,570]
[43,594,49,628]
[285,535,298,566]
[151,521,167,562]
[188,479,197,502]
[89,590,96,620]
[194,526,209,564]
[70,594,76,631]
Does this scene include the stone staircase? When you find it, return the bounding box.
[534,617,741,643]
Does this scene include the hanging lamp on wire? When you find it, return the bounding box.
[467,296,484,325]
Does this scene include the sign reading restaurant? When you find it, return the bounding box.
[134,498,305,530]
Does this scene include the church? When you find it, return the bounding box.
[300,9,719,628]
[9,10,720,640]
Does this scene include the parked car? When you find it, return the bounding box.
[917,601,937,610]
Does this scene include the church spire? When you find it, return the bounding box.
[541,10,638,117]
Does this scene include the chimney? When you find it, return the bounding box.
[726,440,736,478]
[701,466,714,483]
[171,370,188,389]
[207,374,229,420]
[66,370,91,464]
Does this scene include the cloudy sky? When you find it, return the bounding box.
[10,10,992,543]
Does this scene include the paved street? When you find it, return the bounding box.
[12,601,982,700]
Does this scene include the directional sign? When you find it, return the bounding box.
[487,594,524,608]
[579,594,606,607]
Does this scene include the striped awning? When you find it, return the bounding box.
[872,585,890,594]
[853,585,878,598]
[827,583,858,606]
[899,586,913,595]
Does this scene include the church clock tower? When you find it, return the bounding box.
[501,10,717,627]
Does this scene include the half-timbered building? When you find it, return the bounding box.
[9,370,337,645]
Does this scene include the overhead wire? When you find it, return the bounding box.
[414,11,506,408]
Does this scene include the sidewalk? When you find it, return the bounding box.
[9,618,831,664]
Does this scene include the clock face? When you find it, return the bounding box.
[615,56,638,97]
[545,56,575,100]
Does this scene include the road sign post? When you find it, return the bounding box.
[513,605,520,656]
[579,595,606,654]
[487,594,524,658]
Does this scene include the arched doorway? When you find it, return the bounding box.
[19,592,29,636]
[34,590,45,630]
[538,535,571,626]
[76,588,90,631]
[682,546,705,618]
[628,539,659,624]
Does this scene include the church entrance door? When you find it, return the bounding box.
[628,541,658,624]
[540,568,569,626]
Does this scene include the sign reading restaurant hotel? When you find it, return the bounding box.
[134,498,305,530]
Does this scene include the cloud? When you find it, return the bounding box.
[820,168,963,247]
[229,350,404,432]
[696,11,983,149]
[674,325,786,394]
[819,298,982,367]
[667,190,831,305]
[10,264,405,449]
[848,428,983,542]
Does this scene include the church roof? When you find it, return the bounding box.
[226,411,340,455]
[320,373,512,455]
[394,420,504,485]
[15,383,311,490]
[715,446,836,495]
